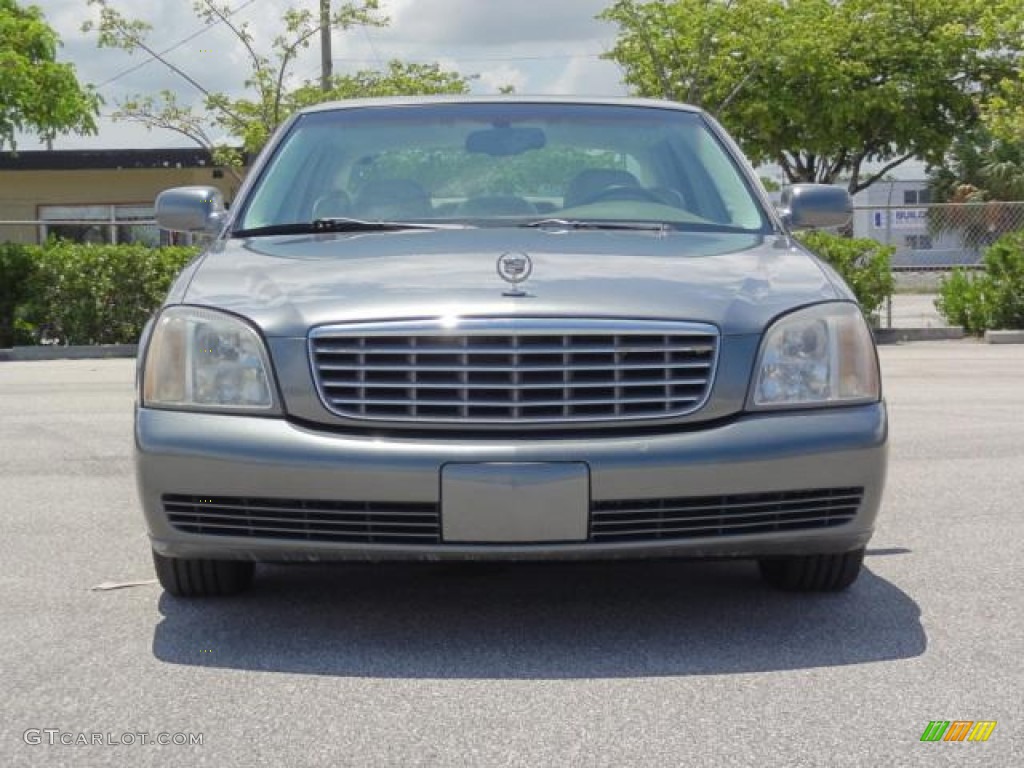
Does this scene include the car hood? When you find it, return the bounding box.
[178,228,840,336]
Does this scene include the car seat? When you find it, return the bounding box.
[563,169,642,208]
[352,179,432,220]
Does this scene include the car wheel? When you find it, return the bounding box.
[757,547,865,592]
[152,550,255,597]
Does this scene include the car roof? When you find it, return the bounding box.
[297,95,705,116]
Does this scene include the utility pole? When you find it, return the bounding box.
[320,0,332,93]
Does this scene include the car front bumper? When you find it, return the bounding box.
[136,403,887,562]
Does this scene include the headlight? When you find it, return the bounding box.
[142,306,277,412]
[749,302,880,409]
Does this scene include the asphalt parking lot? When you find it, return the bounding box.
[1,341,1021,767]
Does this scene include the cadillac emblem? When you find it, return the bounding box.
[496,252,532,295]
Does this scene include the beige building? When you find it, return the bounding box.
[0,149,245,245]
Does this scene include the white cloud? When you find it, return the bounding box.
[476,65,528,94]
[542,51,624,95]
[385,0,613,45]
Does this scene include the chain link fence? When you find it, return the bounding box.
[0,218,206,247]
[849,200,1024,328]
[852,201,1024,271]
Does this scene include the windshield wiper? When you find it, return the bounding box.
[520,218,669,232]
[521,218,762,235]
[232,218,469,237]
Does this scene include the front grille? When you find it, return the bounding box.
[310,318,718,423]
[165,488,861,547]
[164,495,440,544]
[591,488,863,542]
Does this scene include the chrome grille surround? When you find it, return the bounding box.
[309,318,719,424]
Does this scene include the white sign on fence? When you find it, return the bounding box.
[872,208,928,230]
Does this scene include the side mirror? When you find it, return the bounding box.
[155,186,226,233]
[780,184,852,229]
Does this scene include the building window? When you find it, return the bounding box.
[38,204,169,246]
[113,205,162,246]
[903,189,932,205]
[905,234,933,250]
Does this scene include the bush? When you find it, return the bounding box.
[937,230,1024,333]
[20,242,199,345]
[795,231,895,316]
[935,269,991,333]
[0,243,38,348]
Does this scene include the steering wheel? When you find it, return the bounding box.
[577,185,665,205]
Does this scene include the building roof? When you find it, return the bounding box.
[0,148,222,172]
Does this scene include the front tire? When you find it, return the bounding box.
[153,550,255,597]
[758,547,865,592]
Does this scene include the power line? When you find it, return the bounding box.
[299,50,608,83]
[332,52,608,65]
[360,26,384,69]
[95,0,259,89]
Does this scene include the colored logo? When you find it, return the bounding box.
[920,721,997,742]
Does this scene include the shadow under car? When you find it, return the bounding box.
[152,556,924,679]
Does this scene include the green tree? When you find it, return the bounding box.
[288,60,474,109]
[83,0,386,173]
[0,0,101,151]
[980,3,1024,146]
[930,128,1024,203]
[82,1,474,175]
[600,0,1024,195]
[927,127,1024,248]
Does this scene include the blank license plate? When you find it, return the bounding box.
[441,462,589,543]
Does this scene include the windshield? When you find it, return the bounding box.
[236,103,772,234]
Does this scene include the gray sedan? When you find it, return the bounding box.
[137,96,886,597]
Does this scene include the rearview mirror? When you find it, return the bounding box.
[155,186,226,233]
[466,126,546,156]
[780,184,852,229]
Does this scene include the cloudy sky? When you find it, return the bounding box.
[20,0,628,150]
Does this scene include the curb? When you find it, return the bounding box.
[984,330,1024,344]
[873,327,965,344]
[0,344,138,362]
